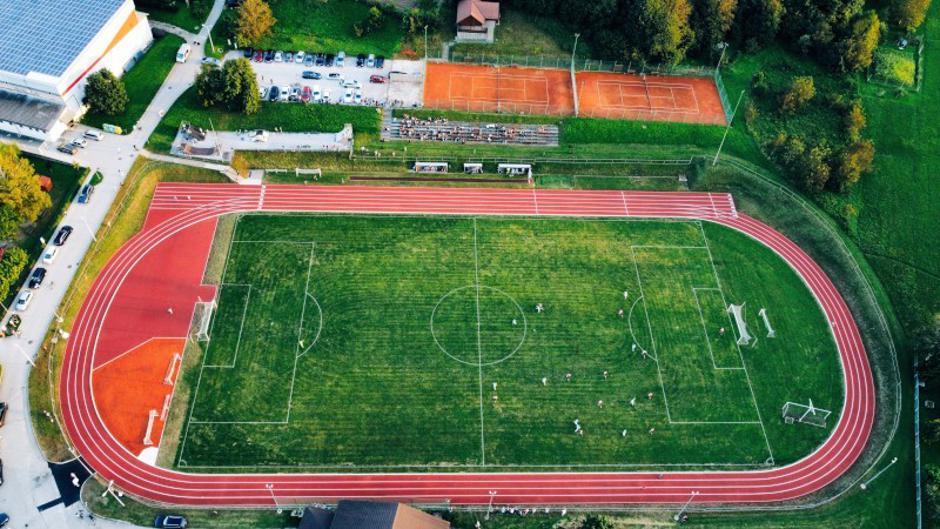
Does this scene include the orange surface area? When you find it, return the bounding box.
[92,338,184,457]
[424,62,574,116]
[576,71,727,125]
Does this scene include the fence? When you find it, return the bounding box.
[446,52,717,79]
[713,68,733,123]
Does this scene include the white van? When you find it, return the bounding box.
[83,130,103,141]
[176,43,191,63]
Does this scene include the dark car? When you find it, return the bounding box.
[376,55,385,68]
[0,402,7,426]
[154,515,188,528]
[264,49,275,62]
[315,53,326,66]
[53,225,73,246]
[57,144,78,155]
[0,512,7,527]
[328,72,342,80]
[302,70,321,80]
[77,184,94,204]
[268,85,280,102]
[356,53,366,67]
[27,268,46,289]
[303,53,315,66]
[242,47,253,58]
[325,53,335,66]
[253,49,263,62]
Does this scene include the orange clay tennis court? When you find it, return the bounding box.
[424,62,574,116]
[576,72,727,125]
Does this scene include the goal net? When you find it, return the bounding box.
[782,401,831,428]
[726,303,752,345]
[193,300,216,342]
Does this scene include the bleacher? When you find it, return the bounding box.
[382,114,559,146]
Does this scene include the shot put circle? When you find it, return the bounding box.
[430,285,527,366]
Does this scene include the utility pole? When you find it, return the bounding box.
[570,33,581,71]
[424,25,429,61]
[673,491,699,522]
[712,89,746,166]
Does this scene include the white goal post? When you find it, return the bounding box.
[193,299,217,342]
[782,400,831,428]
[726,303,752,345]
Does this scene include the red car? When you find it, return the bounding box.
[301,85,312,103]
[369,74,387,84]
[253,49,264,62]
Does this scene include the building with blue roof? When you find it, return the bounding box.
[0,0,152,141]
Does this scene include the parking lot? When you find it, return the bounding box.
[226,51,425,108]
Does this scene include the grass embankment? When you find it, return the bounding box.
[82,35,184,132]
[451,8,594,61]
[146,87,382,152]
[144,2,210,32]
[27,160,228,461]
[82,479,295,529]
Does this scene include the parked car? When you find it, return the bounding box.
[302,70,320,80]
[0,512,9,527]
[53,225,73,246]
[312,84,321,101]
[343,88,353,103]
[369,74,386,84]
[279,85,291,102]
[251,130,269,142]
[0,402,7,426]
[294,50,305,63]
[313,53,324,66]
[301,85,312,103]
[242,47,253,58]
[57,144,78,155]
[322,88,332,102]
[274,51,283,62]
[154,515,188,528]
[28,268,46,289]
[356,53,366,67]
[264,49,275,62]
[70,137,87,148]
[325,53,335,66]
[201,56,222,67]
[77,184,94,204]
[354,90,362,104]
[14,291,32,312]
[268,85,280,102]
[366,53,375,68]
[304,53,315,66]
[375,55,385,68]
[253,49,263,62]
[328,72,342,80]
[335,51,345,67]
[284,51,293,63]
[288,85,300,101]
[83,130,103,141]
[42,247,58,265]
[259,85,268,99]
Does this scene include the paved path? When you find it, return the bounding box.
[0,1,226,527]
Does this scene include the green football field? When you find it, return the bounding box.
[170,214,843,471]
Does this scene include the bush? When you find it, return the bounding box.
[780,76,815,114]
[84,70,128,115]
[0,246,28,301]
[874,48,916,87]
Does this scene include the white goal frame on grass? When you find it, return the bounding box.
[193,299,217,342]
[782,400,831,428]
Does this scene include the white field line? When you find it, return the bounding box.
[629,246,670,422]
[691,287,744,371]
[201,284,251,369]
[472,218,487,466]
[698,222,776,464]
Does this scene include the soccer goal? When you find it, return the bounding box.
[726,303,752,345]
[193,299,216,342]
[782,400,831,428]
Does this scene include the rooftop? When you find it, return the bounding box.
[0,0,126,78]
[0,90,63,131]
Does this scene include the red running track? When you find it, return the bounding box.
[60,184,874,507]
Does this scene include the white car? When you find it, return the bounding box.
[42,247,58,264]
[312,84,321,102]
[343,89,353,104]
[322,89,331,102]
[201,57,222,67]
[70,137,88,148]
[354,90,362,104]
[251,130,269,142]
[14,290,33,312]
[335,51,345,67]
[278,85,290,101]
[294,51,305,64]
[259,86,268,99]
[274,51,283,62]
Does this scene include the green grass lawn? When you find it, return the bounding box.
[19,155,86,261]
[82,34,184,132]
[146,86,382,152]
[144,3,210,33]
[170,214,839,470]
[451,8,593,61]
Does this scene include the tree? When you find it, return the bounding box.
[693,0,738,58]
[915,321,940,382]
[84,69,128,115]
[0,143,51,224]
[893,0,931,32]
[0,205,20,241]
[235,0,276,47]
[0,245,28,302]
[831,139,874,191]
[780,75,815,113]
[625,0,695,65]
[581,514,615,529]
[838,11,881,72]
[843,99,866,141]
[195,64,226,107]
[734,0,784,51]
[927,464,940,521]
[926,418,940,445]
[354,6,386,37]
[221,58,260,115]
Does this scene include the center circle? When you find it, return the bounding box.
[430,285,527,366]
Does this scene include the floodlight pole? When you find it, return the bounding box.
[712,89,746,166]
[673,490,699,522]
[424,25,429,61]
[571,33,581,71]
[485,490,497,520]
[80,217,97,242]
[860,457,899,490]
[266,483,279,508]
[14,343,36,367]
